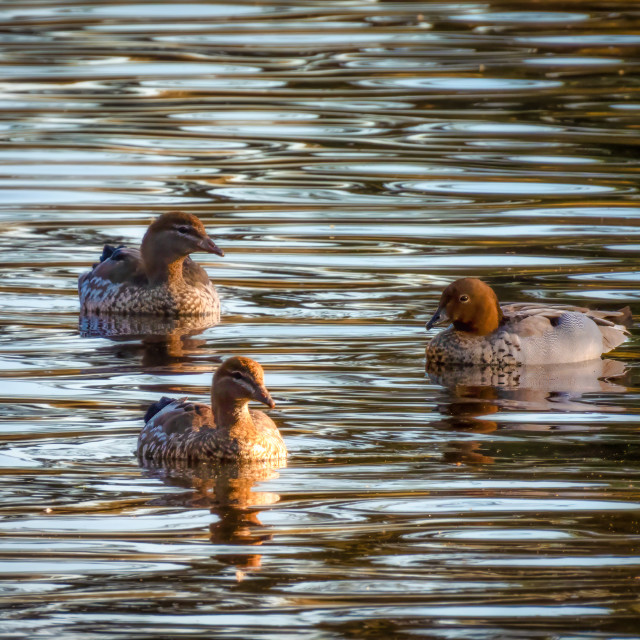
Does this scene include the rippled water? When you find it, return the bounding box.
[1,1,640,637]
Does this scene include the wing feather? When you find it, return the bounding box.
[502,302,630,329]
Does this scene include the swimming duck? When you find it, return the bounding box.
[137,356,286,464]
[79,211,224,317]
[426,278,630,366]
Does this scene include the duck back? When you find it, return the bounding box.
[79,245,220,317]
[137,398,287,465]
[507,311,607,365]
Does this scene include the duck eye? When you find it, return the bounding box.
[231,371,244,381]
[177,225,192,235]
[459,294,469,303]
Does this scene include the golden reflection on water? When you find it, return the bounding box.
[428,359,630,466]
[140,459,284,572]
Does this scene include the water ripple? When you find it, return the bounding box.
[1,1,639,638]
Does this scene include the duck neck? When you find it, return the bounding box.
[475,293,503,335]
[454,296,502,336]
[212,393,254,433]
[141,237,186,286]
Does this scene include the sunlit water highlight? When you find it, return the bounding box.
[0,1,639,638]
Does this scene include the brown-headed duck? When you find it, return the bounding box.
[79,211,223,317]
[426,278,630,366]
[137,356,286,464]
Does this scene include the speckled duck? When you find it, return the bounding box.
[79,211,224,317]
[426,278,630,366]
[137,356,287,464]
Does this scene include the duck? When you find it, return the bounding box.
[79,211,224,317]
[426,278,630,366]
[137,356,287,464]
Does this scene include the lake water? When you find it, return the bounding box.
[1,1,639,637]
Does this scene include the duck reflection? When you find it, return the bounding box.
[140,458,284,571]
[79,313,216,367]
[427,359,629,465]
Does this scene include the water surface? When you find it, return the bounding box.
[1,1,639,638]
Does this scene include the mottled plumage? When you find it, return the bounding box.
[137,356,287,464]
[79,211,223,317]
[426,278,630,366]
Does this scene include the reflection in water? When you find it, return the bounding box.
[140,459,283,571]
[79,312,216,340]
[428,359,629,465]
[79,312,216,366]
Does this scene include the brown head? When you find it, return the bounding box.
[141,211,224,283]
[212,356,275,410]
[426,278,503,336]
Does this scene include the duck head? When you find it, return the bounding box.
[141,211,224,283]
[426,278,503,336]
[212,356,275,409]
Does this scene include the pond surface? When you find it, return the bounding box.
[1,1,640,637]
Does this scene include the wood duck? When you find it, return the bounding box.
[79,211,223,317]
[426,278,630,366]
[137,356,287,464]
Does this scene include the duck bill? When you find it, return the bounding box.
[426,307,449,330]
[253,385,276,409]
[198,236,224,257]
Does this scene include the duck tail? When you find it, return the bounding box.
[616,305,633,327]
[144,396,175,423]
[99,244,126,263]
[602,305,633,351]
[600,325,629,352]
[100,244,117,262]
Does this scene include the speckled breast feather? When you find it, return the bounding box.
[137,399,287,464]
[79,275,220,318]
[427,328,524,367]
